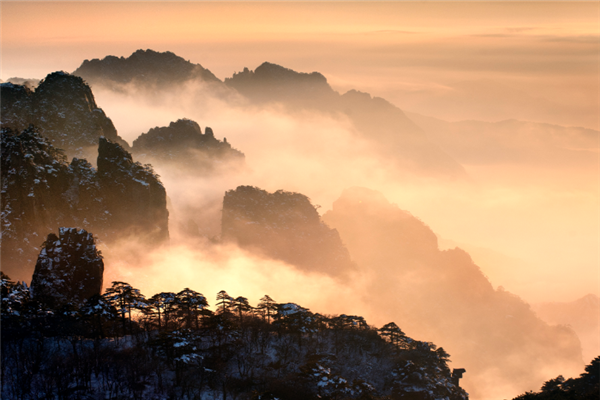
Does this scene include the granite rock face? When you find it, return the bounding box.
[0,71,129,159]
[1,128,169,282]
[30,228,104,308]
[221,186,354,276]
[98,137,169,243]
[132,119,244,170]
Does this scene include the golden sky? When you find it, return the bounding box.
[1,2,599,304]
[2,1,599,129]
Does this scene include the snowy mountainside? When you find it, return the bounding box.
[0,128,168,282]
[0,71,129,160]
[1,271,469,400]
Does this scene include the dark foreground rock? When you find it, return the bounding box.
[1,128,168,282]
[30,228,104,308]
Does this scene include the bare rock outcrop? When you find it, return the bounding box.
[30,228,103,308]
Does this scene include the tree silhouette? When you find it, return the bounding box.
[257,294,277,323]
[379,322,406,348]
[231,296,251,323]
[146,292,177,331]
[216,290,233,314]
[103,281,146,335]
[175,288,208,329]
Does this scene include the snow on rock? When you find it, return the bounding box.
[1,72,129,160]
[30,227,103,308]
[1,128,169,281]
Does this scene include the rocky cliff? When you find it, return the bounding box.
[0,71,129,160]
[1,128,168,282]
[98,137,169,243]
[30,228,104,308]
[221,186,354,276]
[132,118,244,170]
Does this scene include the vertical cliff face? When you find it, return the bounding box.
[97,137,169,243]
[30,228,104,308]
[1,127,84,281]
[221,185,354,276]
[0,72,130,159]
[1,128,169,282]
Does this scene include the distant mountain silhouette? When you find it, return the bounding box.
[322,187,584,400]
[225,62,337,105]
[407,112,600,168]
[226,62,466,177]
[534,294,600,363]
[73,49,221,88]
[132,118,245,171]
[72,50,466,178]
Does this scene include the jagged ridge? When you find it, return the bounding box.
[132,118,244,169]
[0,71,129,159]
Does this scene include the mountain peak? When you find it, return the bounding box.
[73,49,221,86]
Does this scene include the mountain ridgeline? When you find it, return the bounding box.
[322,187,584,398]
[73,49,221,89]
[0,72,130,160]
[72,49,466,178]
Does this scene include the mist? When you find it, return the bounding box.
[74,73,596,400]
[90,78,599,304]
[2,2,599,399]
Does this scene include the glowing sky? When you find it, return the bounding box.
[2,2,599,128]
[1,2,599,305]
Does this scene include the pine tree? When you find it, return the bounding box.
[146,292,177,331]
[379,322,406,348]
[257,294,277,323]
[103,281,146,335]
[216,290,233,314]
[232,296,251,323]
[175,288,208,329]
